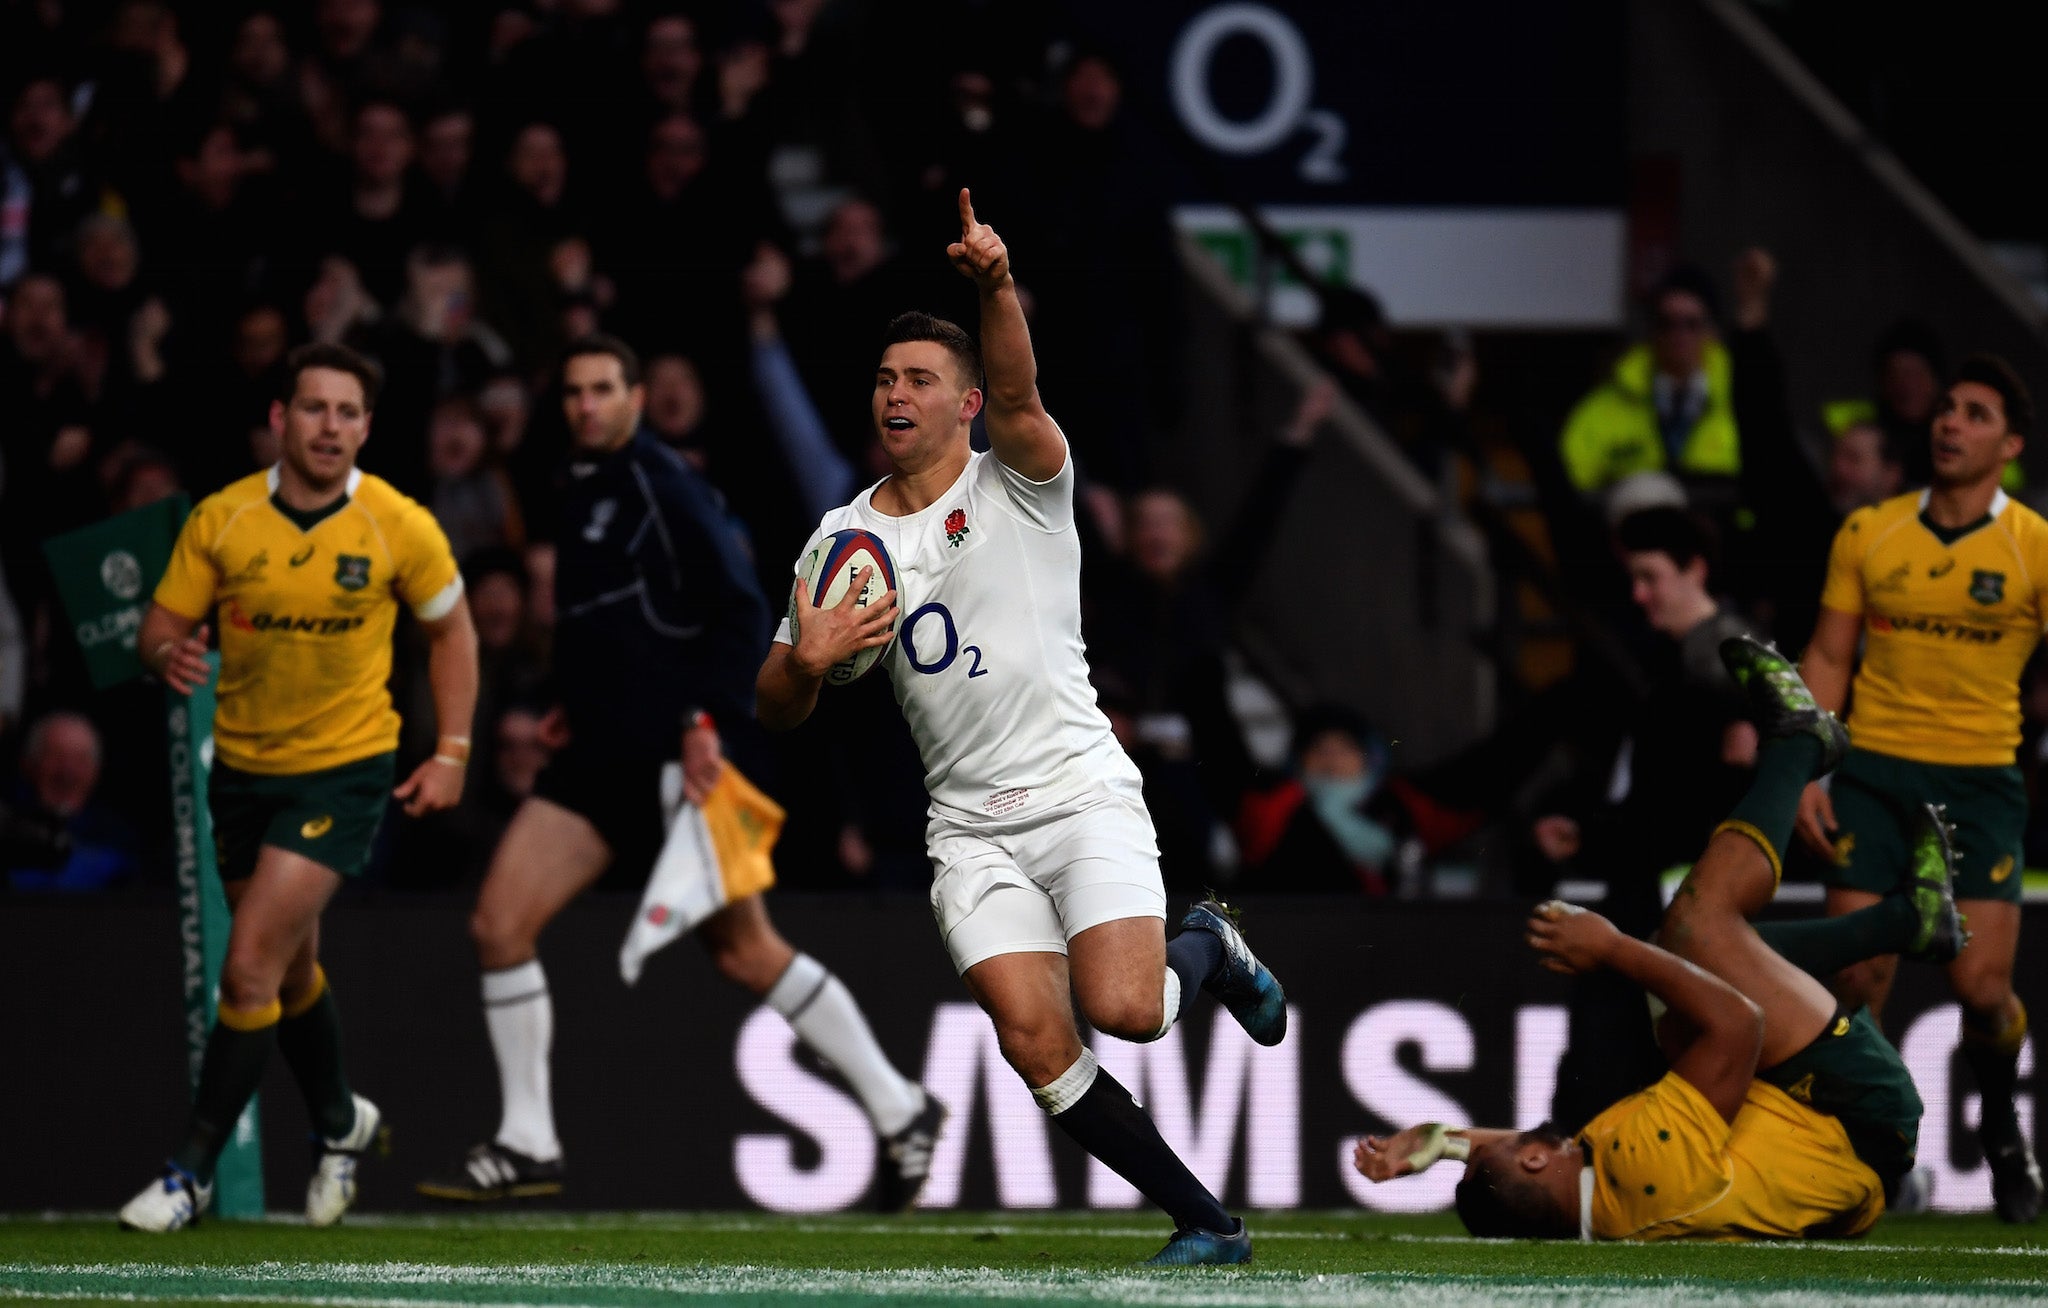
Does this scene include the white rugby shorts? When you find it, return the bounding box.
[927,781,1166,974]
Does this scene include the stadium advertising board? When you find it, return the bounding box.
[7,898,2031,1215]
[1074,1,1629,325]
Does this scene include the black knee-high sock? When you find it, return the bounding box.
[277,967,357,1139]
[1964,1001,2029,1136]
[1754,899,1919,980]
[1041,1053,1232,1233]
[1166,930,1223,1024]
[1720,734,1824,875]
[171,1003,279,1181]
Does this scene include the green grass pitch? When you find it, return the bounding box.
[5,1211,2047,1306]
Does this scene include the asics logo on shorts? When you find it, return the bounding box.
[1992,855,2016,884]
[301,815,335,839]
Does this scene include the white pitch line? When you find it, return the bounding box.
[9,1213,2048,1259]
[12,1211,2048,1260]
[7,1264,2048,1308]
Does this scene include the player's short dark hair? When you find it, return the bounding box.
[281,342,383,410]
[1454,1132,1578,1240]
[882,311,982,389]
[561,332,643,386]
[1615,506,1719,578]
[1951,354,2034,437]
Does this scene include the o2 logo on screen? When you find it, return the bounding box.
[902,602,988,679]
[1170,3,1346,183]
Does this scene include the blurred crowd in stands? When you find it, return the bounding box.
[3,1,2044,910]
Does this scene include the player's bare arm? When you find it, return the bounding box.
[948,188,1064,482]
[1533,902,1761,1123]
[1353,1125,1519,1183]
[756,569,898,731]
[1793,606,1860,856]
[140,603,212,696]
[394,595,479,817]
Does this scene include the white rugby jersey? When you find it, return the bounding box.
[774,441,1142,825]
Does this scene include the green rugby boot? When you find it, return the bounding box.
[1903,804,1968,965]
[1718,634,1849,777]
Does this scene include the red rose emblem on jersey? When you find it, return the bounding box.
[944,508,970,548]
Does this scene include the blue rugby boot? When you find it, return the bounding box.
[1181,899,1287,1047]
[1144,1218,1253,1266]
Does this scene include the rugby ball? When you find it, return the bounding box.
[790,527,898,684]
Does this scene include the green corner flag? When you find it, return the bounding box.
[43,500,265,1218]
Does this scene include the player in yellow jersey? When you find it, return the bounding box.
[1354,638,1955,1240]
[1797,355,2045,1222]
[118,343,479,1233]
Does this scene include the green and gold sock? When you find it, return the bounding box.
[170,999,280,1182]
[1715,734,1823,883]
[278,966,357,1140]
[1754,898,1917,980]
[1965,999,2029,1137]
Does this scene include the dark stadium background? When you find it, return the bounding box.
[5,0,2047,1215]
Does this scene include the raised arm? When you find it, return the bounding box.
[743,243,857,520]
[1530,902,1761,1123]
[948,188,1064,482]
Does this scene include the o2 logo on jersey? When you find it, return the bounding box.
[901,602,988,679]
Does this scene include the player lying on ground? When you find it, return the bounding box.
[122,344,479,1231]
[756,190,1286,1266]
[1356,636,1959,1239]
[417,335,942,1210]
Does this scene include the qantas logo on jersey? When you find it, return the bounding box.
[223,600,367,636]
[1868,613,2004,643]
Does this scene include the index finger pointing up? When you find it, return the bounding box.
[958,187,977,232]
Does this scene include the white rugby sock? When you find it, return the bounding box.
[1031,1049,1099,1114]
[482,961,561,1162]
[1152,971,1181,1041]
[768,954,924,1136]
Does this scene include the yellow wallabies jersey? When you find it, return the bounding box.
[1582,1073,1885,1241]
[155,467,462,775]
[1820,490,2048,766]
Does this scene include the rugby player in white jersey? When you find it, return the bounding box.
[756,190,1285,1265]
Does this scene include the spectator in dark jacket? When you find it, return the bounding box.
[1530,507,1757,934]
